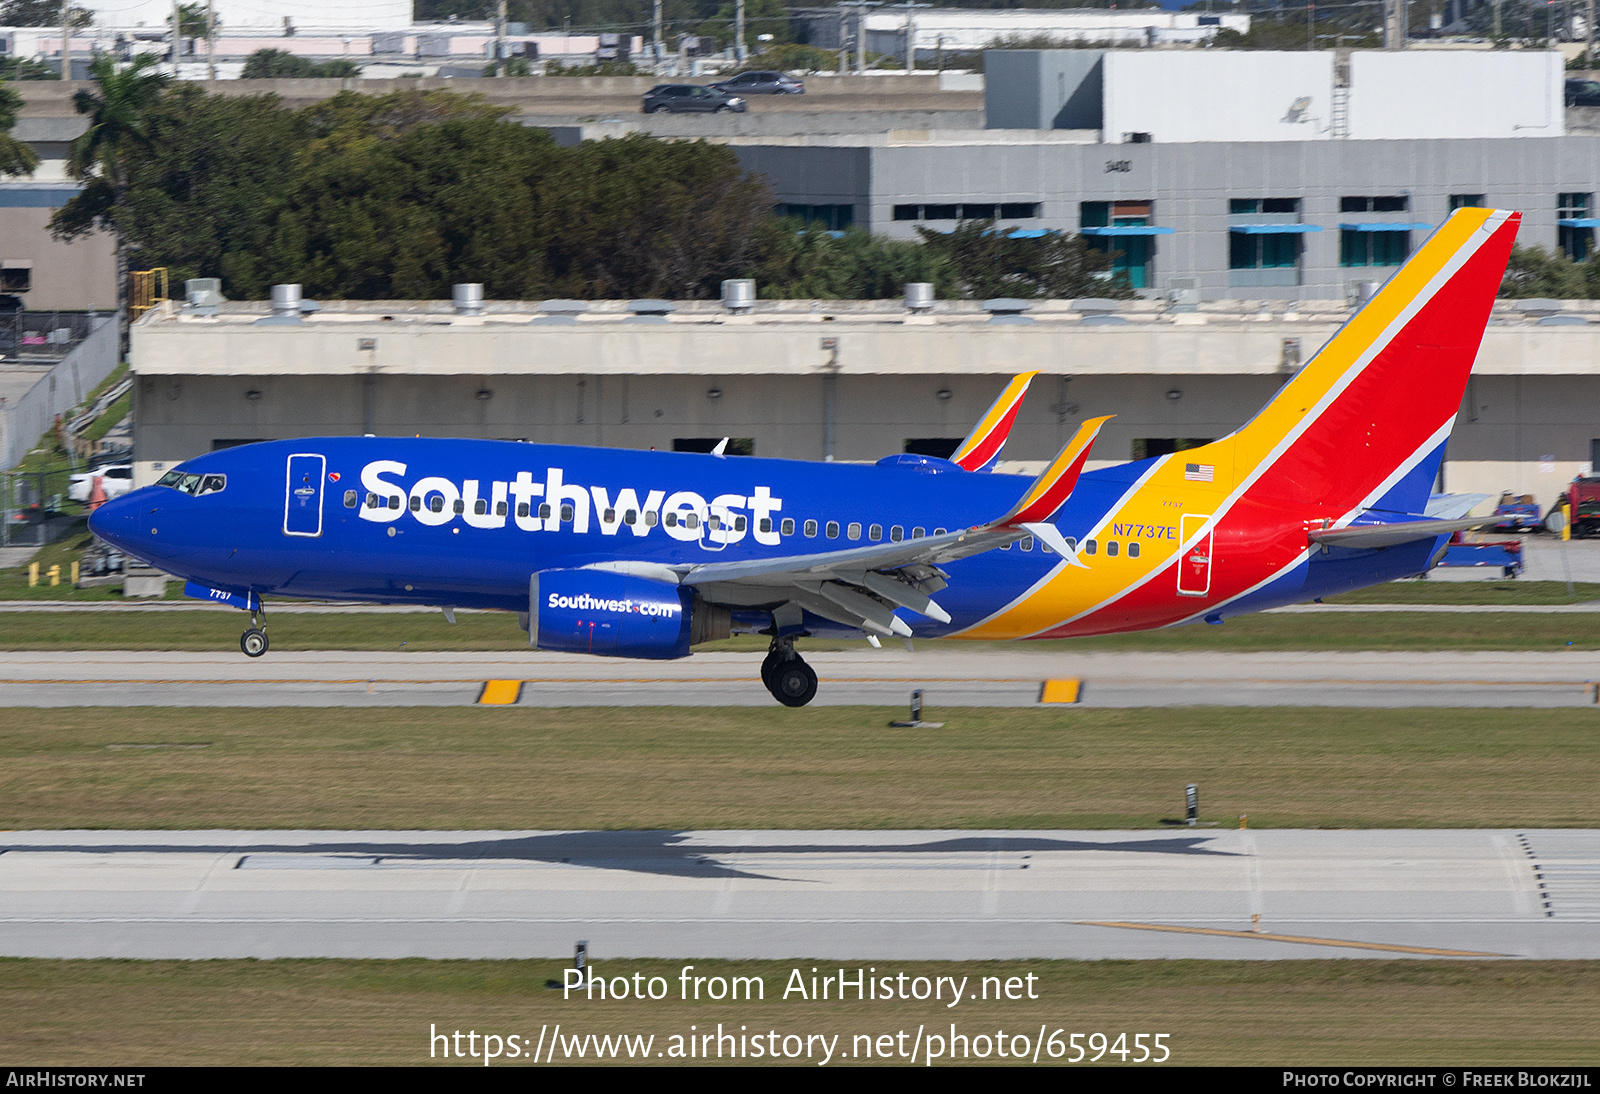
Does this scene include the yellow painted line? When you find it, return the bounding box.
[477,679,523,705]
[1080,920,1506,957]
[1039,678,1082,704]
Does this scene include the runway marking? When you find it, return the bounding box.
[477,680,523,705]
[1079,920,1508,957]
[1039,678,1082,703]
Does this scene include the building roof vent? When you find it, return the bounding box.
[1073,298,1127,326]
[904,282,935,314]
[982,297,1033,324]
[184,277,223,315]
[255,283,304,325]
[625,299,676,324]
[452,283,485,316]
[721,279,755,314]
[530,299,588,325]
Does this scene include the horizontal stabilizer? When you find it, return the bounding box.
[1310,516,1497,549]
[951,371,1038,472]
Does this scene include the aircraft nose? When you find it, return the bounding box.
[88,489,149,556]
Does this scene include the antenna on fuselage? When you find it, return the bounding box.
[711,437,730,457]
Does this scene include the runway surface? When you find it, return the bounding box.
[2,648,1598,707]
[2,828,1594,960]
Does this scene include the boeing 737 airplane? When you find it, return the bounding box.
[90,207,1520,706]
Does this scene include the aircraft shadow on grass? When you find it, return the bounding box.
[0,831,1236,881]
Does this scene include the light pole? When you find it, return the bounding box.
[890,2,929,74]
[837,1,882,75]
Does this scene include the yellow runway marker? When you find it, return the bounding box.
[1080,921,1506,957]
[1039,678,1082,704]
[476,679,523,705]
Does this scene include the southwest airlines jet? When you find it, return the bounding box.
[91,207,1519,706]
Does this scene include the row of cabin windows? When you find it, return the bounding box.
[349,493,1137,556]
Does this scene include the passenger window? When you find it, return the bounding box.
[933,527,947,536]
[847,522,862,540]
[890,525,903,542]
[781,518,794,535]
[539,504,552,520]
[709,515,722,530]
[868,523,882,541]
[804,519,818,537]
[912,527,925,539]
[825,521,840,539]
[685,513,699,530]
[1107,541,1119,557]
[410,496,422,512]
[343,489,357,508]
[560,504,574,523]
[735,515,747,532]
[644,510,659,526]
[496,502,507,517]
[1001,541,1012,550]
[1020,536,1034,552]
[665,511,678,527]
[389,496,401,509]
[452,499,464,514]
[603,507,616,523]
[624,510,637,525]
[759,517,771,534]
[429,496,445,513]
[365,492,379,508]
[474,499,488,515]
[1084,539,1097,555]
[1064,537,1077,552]
[1128,542,1141,558]
[517,502,530,518]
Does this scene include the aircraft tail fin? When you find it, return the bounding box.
[951,371,1039,472]
[1217,207,1519,519]
[997,415,1113,526]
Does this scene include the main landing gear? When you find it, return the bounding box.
[761,636,817,707]
[240,606,269,658]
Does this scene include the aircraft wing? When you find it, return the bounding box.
[676,416,1111,637]
[1309,516,1497,550]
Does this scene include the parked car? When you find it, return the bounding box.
[1491,491,1541,532]
[709,70,804,95]
[641,84,748,114]
[68,462,134,503]
[1565,78,1600,107]
[1552,474,1600,536]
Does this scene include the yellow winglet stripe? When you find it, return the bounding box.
[1000,415,1114,524]
[951,371,1039,467]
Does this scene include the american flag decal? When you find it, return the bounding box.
[1185,463,1214,482]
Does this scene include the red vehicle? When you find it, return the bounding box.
[1552,475,1600,537]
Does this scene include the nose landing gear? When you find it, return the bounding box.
[240,606,269,658]
[762,636,817,707]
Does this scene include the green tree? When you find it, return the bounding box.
[51,53,171,325]
[913,220,1131,300]
[1499,244,1600,299]
[168,2,212,38]
[0,81,39,177]
[241,49,360,80]
[754,223,954,299]
[0,0,90,29]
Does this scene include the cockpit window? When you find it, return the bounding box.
[156,470,226,496]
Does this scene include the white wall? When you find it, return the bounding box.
[72,0,412,32]
[1103,50,1334,144]
[1347,51,1564,140]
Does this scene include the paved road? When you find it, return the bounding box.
[1,828,1591,960]
[1,648,1597,707]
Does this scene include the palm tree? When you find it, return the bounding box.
[54,52,170,335]
[0,79,39,178]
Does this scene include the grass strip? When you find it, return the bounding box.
[2,706,1596,831]
[2,958,1596,1066]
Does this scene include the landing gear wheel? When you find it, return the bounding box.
[240,628,269,657]
[769,656,817,707]
[760,649,782,691]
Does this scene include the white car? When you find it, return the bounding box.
[68,463,133,502]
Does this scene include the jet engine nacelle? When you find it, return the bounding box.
[530,568,727,659]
